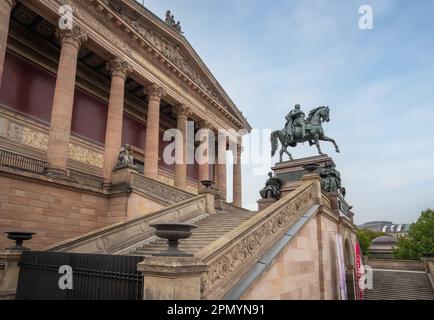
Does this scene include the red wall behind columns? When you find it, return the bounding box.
[71,88,108,144]
[122,114,146,149]
[0,51,55,123]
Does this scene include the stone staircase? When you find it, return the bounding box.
[130,210,255,256]
[365,270,434,300]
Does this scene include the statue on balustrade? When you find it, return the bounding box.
[165,10,183,34]
[320,162,342,193]
[260,172,282,200]
[115,144,135,169]
[271,105,340,162]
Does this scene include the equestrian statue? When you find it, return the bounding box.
[271,105,340,162]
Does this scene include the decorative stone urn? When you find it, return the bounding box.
[303,163,320,173]
[150,223,197,257]
[5,232,35,251]
[200,180,215,189]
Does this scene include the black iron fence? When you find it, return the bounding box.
[16,251,143,300]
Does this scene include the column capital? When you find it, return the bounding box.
[198,120,213,130]
[106,57,132,80]
[145,83,166,100]
[56,26,88,49]
[174,104,192,118]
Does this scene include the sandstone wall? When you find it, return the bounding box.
[241,211,340,300]
[0,175,164,251]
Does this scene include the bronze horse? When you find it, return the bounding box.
[271,106,340,162]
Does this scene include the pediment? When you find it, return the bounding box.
[102,0,250,130]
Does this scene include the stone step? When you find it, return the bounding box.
[130,209,253,256]
[364,270,434,300]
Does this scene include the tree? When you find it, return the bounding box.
[394,209,434,260]
[356,229,385,256]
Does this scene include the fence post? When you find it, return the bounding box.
[137,256,207,300]
[0,250,22,300]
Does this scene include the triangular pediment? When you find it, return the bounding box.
[102,0,250,130]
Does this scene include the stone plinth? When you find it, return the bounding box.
[137,256,206,300]
[272,154,335,196]
[257,198,276,211]
[0,250,22,300]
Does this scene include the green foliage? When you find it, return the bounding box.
[394,209,434,260]
[356,229,385,256]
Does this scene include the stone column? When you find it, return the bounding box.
[216,132,227,200]
[102,58,132,184]
[143,83,166,179]
[0,0,16,87]
[46,27,87,176]
[174,105,191,188]
[197,120,211,186]
[232,141,242,207]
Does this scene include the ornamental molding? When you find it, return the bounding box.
[198,182,318,299]
[0,114,103,168]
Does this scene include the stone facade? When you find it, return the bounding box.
[0,0,250,251]
[240,210,341,300]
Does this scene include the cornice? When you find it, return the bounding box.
[87,0,250,131]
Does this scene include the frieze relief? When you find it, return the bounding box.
[0,115,104,168]
[199,184,317,298]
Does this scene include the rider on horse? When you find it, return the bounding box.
[285,104,306,142]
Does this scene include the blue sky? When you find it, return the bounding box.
[141,0,434,224]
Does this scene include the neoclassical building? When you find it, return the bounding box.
[0,1,359,301]
[0,0,250,249]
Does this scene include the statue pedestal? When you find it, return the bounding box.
[257,198,277,211]
[272,154,334,197]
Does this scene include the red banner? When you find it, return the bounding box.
[354,241,364,300]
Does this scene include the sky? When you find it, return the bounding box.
[141,0,434,225]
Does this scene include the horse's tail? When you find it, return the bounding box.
[271,130,279,157]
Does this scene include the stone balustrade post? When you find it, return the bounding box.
[46,26,88,177]
[137,257,206,300]
[0,250,22,300]
[143,83,166,180]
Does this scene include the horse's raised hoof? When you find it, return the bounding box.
[336,147,340,153]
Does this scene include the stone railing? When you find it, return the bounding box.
[0,148,47,173]
[69,168,104,189]
[112,168,194,205]
[196,178,321,299]
[0,148,104,189]
[45,194,208,254]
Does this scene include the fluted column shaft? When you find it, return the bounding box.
[102,58,132,183]
[217,132,227,200]
[233,142,242,207]
[174,105,191,188]
[198,121,211,187]
[47,27,87,175]
[0,0,15,87]
[144,83,166,179]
